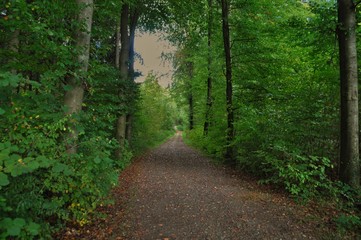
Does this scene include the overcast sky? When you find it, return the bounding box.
[134,32,175,88]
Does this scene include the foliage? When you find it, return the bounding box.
[335,214,361,233]
[0,68,135,237]
[169,0,345,202]
[255,144,335,200]
[1,0,361,237]
[0,0,137,238]
[131,73,178,152]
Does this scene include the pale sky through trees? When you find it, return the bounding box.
[134,32,175,88]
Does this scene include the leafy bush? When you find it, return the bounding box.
[0,71,133,238]
[254,143,334,200]
[335,214,361,233]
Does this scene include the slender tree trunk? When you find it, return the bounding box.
[115,4,130,157]
[115,19,121,68]
[221,0,234,163]
[119,4,130,78]
[204,0,213,136]
[125,9,140,142]
[116,115,126,148]
[337,0,360,188]
[125,114,132,142]
[9,30,19,75]
[187,61,194,130]
[189,93,194,130]
[64,0,93,154]
[129,10,139,80]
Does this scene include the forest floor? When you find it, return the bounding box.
[60,132,342,240]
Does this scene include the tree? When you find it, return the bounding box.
[115,3,130,157]
[64,0,94,154]
[203,0,213,136]
[337,0,360,188]
[221,0,234,163]
[187,60,195,130]
[126,4,141,142]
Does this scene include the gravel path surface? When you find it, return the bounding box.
[114,133,325,240]
[62,133,332,239]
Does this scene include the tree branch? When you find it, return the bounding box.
[354,1,361,8]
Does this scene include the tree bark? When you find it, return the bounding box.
[189,93,194,130]
[337,0,360,188]
[64,0,93,154]
[9,30,19,75]
[125,114,132,142]
[119,4,130,78]
[221,0,234,163]
[115,18,121,68]
[115,4,130,157]
[125,9,140,143]
[116,115,126,148]
[187,61,194,130]
[204,0,213,136]
[129,9,140,81]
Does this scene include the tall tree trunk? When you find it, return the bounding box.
[337,0,360,188]
[204,0,213,136]
[115,18,121,68]
[119,4,130,78]
[115,4,130,157]
[125,9,140,142]
[187,61,194,130]
[9,30,19,75]
[189,93,194,130]
[129,9,139,81]
[221,0,234,163]
[64,0,93,154]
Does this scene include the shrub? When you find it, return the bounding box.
[255,143,335,200]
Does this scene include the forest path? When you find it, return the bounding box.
[65,133,330,239]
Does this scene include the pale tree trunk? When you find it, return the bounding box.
[125,115,132,142]
[115,4,130,157]
[221,0,234,163]
[116,116,126,148]
[338,0,360,188]
[9,30,19,75]
[203,0,213,136]
[64,0,93,154]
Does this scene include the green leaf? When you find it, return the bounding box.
[0,172,9,187]
[7,218,26,236]
[4,154,28,177]
[26,222,40,236]
[94,156,101,164]
[36,155,53,168]
[0,108,5,115]
[63,85,73,91]
[53,163,67,173]
[53,163,73,176]
[0,152,9,162]
[27,160,40,171]
[47,30,54,36]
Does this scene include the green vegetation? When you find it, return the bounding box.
[1,0,361,238]
[0,0,174,238]
[132,73,179,152]
[168,0,361,235]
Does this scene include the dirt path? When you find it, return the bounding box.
[63,133,332,239]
